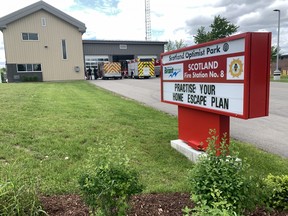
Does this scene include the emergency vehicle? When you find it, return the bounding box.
[98,62,122,79]
[127,58,155,79]
[154,59,161,77]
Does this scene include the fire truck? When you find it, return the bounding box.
[154,59,161,77]
[127,58,155,79]
[98,62,122,79]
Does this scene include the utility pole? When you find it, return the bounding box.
[273,9,281,80]
[145,0,151,41]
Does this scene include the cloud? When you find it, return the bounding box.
[182,0,288,51]
[77,0,146,40]
[75,0,121,15]
[0,0,288,65]
[185,16,214,36]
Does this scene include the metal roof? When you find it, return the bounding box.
[0,1,86,33]
[83,40,167,45]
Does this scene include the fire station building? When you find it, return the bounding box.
[0,0,166,82]
[83,40,166,78]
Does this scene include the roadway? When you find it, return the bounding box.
[89,78,288,158]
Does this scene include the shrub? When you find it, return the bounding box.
[0,71,5,82]
[186,129,262,215]
[183,204,237,216]
[263,174,288,210]
[21,76,38,82]
[79,143,144,216]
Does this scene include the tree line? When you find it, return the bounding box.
[165,15,278,62]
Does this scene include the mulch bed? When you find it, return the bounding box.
[40,193,288,216]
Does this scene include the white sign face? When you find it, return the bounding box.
[163,82,244,115]
[162,38,245,64]
[119,44,127,49]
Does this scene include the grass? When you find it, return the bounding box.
[270,75,288,82]
[0,81,287,196]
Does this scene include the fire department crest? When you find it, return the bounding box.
[229,58,243,78]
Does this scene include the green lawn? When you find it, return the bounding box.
[0,81,287,195]
[270,75,288,82]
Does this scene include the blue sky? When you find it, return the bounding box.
[74,0,121,15]
[0,0,287,67]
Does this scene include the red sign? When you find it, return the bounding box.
[161,32,271,119]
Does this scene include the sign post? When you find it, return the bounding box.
[161,32,271,152]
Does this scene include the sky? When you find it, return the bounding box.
[0,0,287,67]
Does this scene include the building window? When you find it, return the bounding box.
[27,64,33,71]
[17,64,26,71]
[41,17,47,26]
[22,33,38,40]
[62,39,67,59]
[84,55,109,69]
[17,64,42,72]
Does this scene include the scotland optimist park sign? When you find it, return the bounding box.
[161,32,271,150]
[161,32,271,119]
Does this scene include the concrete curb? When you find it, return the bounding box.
[171,139,206,163]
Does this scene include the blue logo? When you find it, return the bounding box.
[169,70,181,78]
[165,67,181,78]
[163,64,183,80]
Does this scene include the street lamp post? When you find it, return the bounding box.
[273,9,281,80]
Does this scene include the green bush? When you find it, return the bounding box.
[21,76,38,82]
[78,143,144,216]
[0,71,5,82]
[263,174,288,210]
[183,204,237,216]
[0,180,44,215]
[186,129,262,215]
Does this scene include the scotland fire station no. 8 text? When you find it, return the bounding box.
[184,60,224,79]
[173,83,229,110]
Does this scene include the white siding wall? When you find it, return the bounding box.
[3,10,85,81]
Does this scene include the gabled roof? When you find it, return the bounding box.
[0,1,86,33]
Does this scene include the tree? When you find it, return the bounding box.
[175,39,187,49]
[0,67,6,73]
[271,45,280,62]
[165,39,187,52]
[165,40,175,52]
[194,15,239,44]
[194,26,211,44]
[0,67,6,83]
[210,15,239,40]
